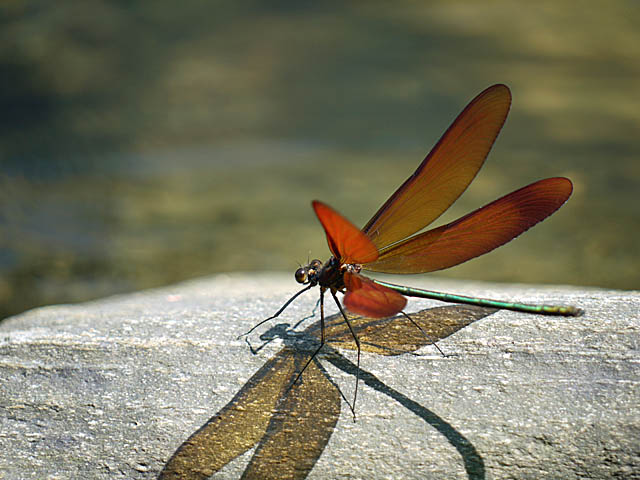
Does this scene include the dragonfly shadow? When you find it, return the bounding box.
[159,304,498,480]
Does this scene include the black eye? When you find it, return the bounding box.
[295,268,307,284]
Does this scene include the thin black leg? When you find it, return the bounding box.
[291,289,326,388]
[331,291,360,421]
[239,284,313,338]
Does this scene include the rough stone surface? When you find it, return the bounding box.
[0,273,638,479]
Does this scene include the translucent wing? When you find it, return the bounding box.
[312,200,379,264]
[362,84,512,249]
[343,271,407,318]
[364,177,573,273]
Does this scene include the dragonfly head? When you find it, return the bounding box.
[295,259,323,285]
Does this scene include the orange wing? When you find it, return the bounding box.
[312,201,379,264]
[364,177,573,273]
[362,84,512,249]
[343,271,407,318]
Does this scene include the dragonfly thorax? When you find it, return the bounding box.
[294,257,354,291]
[342,263,363,274]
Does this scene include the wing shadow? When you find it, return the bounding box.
[159,305,497,479]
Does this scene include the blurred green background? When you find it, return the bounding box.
[1,1,639,320]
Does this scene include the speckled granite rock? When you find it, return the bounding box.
[1,274,638,479]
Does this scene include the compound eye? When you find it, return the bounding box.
[310,259,323,270]
[294,267,307,284]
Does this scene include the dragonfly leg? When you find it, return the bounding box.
[290,289,328,393]
[331,291,360,421]
[400,311,447,357]
[238,284,313,338]
[291,296,321,330]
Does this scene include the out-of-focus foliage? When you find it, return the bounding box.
[1,1,639,318]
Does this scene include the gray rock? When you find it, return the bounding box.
[0,273,638,479]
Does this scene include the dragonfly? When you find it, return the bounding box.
[245,83,581,414]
